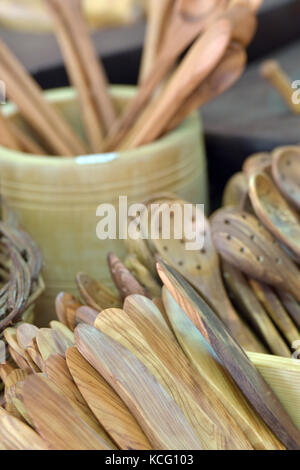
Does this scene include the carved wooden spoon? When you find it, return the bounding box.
[249,172,300,260]
[157,259,300,450]
[211,207,300,302]
[151,200,265,352]
[243,152,272,179]
[272,146,300,210]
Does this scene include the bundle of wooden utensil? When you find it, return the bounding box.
[0,0,260,156]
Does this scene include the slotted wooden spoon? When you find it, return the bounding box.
[157,259,300,450]
[249,172,300,260]
[66,347,152,450]
[151,200,265,352]
[75,324,202,450]
[95,303,252,450]
[211,207,300,302]
[272,146,300,211]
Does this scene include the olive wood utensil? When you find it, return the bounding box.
[95,304,253,450]
[49,321,75,344]
[166,41,247,132]
[211,207,300,302]
[139,0,174,84]
[157,259,300,450]
[0,410,50,450]
[272,146,300,210]
[76,273,122,311]
[55,292,82,327]
[151,200,265,352]
[0,362,15,383]
[124,254,161,298]
[16,323,39,350]
[44,354,115,447]
[104,0,228,151]
[124,236,157,278]
[75,306,99,326]
[118,18,232,150]
[222,261,290,357]
[162,287,285,450]
[23,374,112,450]
[0,110,22,151]
[26,340,44,372]
[249,172,300,259]
[66,347,152,450]
[36,328,73,362]
[277,291,300,330]
[249,280,299,346]
[107,252,149,298]
[243,152,272,179]
[75,324,202,450]
[6,380,33,427]
[4,369,28,389]
[222,172,248,208]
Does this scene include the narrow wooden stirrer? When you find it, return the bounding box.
[66,347,152,450]
[75,324,202,450]
[162,287,285,450]
[157,260,300,450]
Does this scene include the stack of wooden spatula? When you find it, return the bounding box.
[0,0,260,155]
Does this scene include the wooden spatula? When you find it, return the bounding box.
[211,207,300,303]
[108,252,149,298]
[151,200,264,352]
[95,303,252,450]
[66,347,152,450]
[76,272,122,311]
[16,323,38,350]
[249,172,300,260]
[23,374,113,450]
[272,146,300,211]
[75,324,202,450]
[157,259,300,450]
[162,286,285,450]
[36,328,73,361]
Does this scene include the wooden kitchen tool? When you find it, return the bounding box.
[16,323,39,350]
[249,280,299,346]
[49,321,75,344]
[157,259,300,449]
[222,261,290,357]
[95,304,252,450]
[55,292,82,326]
[107,252,149,298]
[277,291,300,330]
[104,2,229,150]
[211,207,300,302]
[222,172,248,208]
[75,306,99,326]
[0,110,22,151]
[44,354,115,447]
[23,374,112,450]
[76,273,122,311]
[75,324,202,450]
[151,200,264,352]
[272,146,300,210]
[124,254,161,298]
[66,347,152,450]
[166,41,247,132]
[36,328,73,361]
[249,172,300,259]
[243,152,272,178]
[162,287,285,450]
[118,18,232,150]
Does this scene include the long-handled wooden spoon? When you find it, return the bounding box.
[162,287,285,450]
[151,200,265,352]
[157,259,300,450]
[75,324,202,450]
[272,146,300,211]
[23,374,112,450]
[211,207,300,302]
[249,172,300,259]
[95,303,252,450]
[66,347,152,450]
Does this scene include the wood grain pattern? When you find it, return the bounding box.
[211,207,300,302]
[222,172,248,208]
[124,254,161,298]
[75,324,202,450]
[23,374,112,450]
[277,291,300,330]
[66,347,152,450]
[242,153,272,179]
[107,252,149,298]
[75,306,99,326]
[162,286,284,450]
[50,321,75,343]
[44,354,115,448]
[157,259,300,449]
[76,272,122,311]
[36,328,74,361]
[16,323,39,350]
[272,146,300,210]
[95,302,252,450]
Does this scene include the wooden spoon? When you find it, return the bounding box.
[75,306,99,326]
[222,261,290,357]
[118,18,232,150]
[55,292,82,326]
[36,328,73,362]
[95,304,252,450]
[211,207,300,303]
[44,354,115,448]
[66,347,152,450]
[243,152,272,179]
[277,290,300,330]
[222,171,248,208]
[76,272,122,311]
[272,146,300,211]
[49,321,75,344]
[16,323,39,350]
[107,252,149,298]
[157,259,300,450]
[75,324,202,450]
[162,287,285,450]
[104,0,228,151]
[124,254,161,298]
[151,200,265,352]
[166,41,247,132]
[23,374,112,450]
[249,172,300,260]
